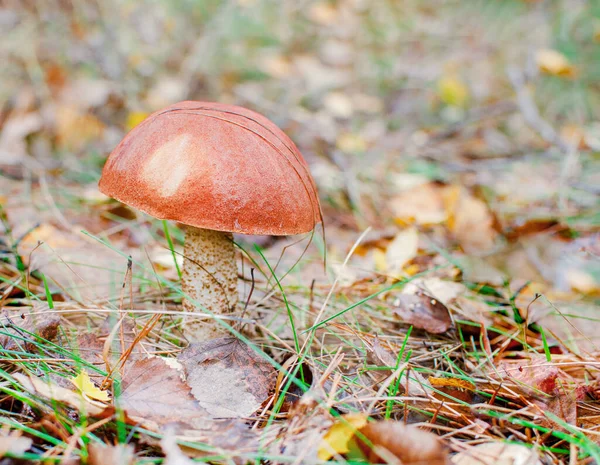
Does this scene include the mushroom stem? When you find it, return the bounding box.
[181,226,238,340]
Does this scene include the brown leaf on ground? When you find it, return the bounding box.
[178,337,276,418]
[357,421,449,465]
[88,443,134,465]
[452,442,543,465]
[496,357,560,395]
[392,292,453,334]
[391,181,447,225]
[0,305,60,350]
[444,185,499,255]
[495,357,579,426]
[119,357,206,427]
[0,427,33,457]
[369,336,397,368]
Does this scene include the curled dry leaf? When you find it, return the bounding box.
[357,420,449,465]
[88,443,135,465]
[452,442,543,465]
[393,291,453,334]
[178,337,275,418]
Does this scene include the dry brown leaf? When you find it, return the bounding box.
[0,427,33,457]
[392,292,453,334]
[391,182,447,225]
[119,357,206,427]
[496,357,560,395]
[403,277,465,307]
[444,186,498,255]
[0,306,60,351]
[370,337,397,368]
[88,443,134,465]
[357,421,449,465]
[178,337,275,418]
[452,442,542,465]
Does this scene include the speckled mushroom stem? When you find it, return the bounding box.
[182,227,238,341]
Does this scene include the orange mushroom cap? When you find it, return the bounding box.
[99,101,322,235]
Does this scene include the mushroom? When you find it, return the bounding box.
[99,101,322,341]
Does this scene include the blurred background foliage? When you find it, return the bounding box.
[1,0,599,247]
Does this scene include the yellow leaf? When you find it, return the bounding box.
[126,111,149,131]
[70,371,110,402]
[318,414,368,461]
[536,49,576,77]
[373,248,387,273]
[437,75,469,107]
[336,133,367,153]
[428,376,476,391]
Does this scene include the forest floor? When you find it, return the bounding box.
[0,1,599,464]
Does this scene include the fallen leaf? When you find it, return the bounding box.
[178,337,275,418]
[452,442,542,465]
[444,186,499,254]
[402,277,466,307]
[318,414,368,461]
[88,443,134,465]
[438,74,469,107]
[70,370,110,402]
[536,49,575,77]
[384,227,419,278]
[119,357,205,427]
[496,357,560,395]
[393,291,453,334]
[356,420,449,465]
[13,373,105,416]
[429,376,476,391]
[369,337,397,368]
[0,306,60,351]
[391,182,447,225]
[0,427,33,457]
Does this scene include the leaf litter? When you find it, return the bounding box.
[1,1,600,464]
